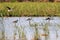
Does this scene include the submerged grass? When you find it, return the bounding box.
[0,2,60,16]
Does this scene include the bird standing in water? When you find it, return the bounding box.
[27,18,32,21]
[13,20,18,23]
[45,17,53,20]
[45,17,51,20]
[12,20,18,40]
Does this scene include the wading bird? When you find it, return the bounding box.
[45,17,51,20]
[12,20,18,40]
[13,20,18,23]
[45,17,53,20]
[27,17,32,26]
[27,18,32,21]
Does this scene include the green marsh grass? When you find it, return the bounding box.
[0,2,60,16]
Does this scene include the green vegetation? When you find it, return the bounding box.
[0,2,60,16]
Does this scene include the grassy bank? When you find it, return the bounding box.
[0,2,60,17]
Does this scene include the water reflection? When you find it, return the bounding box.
[0,17,60,40]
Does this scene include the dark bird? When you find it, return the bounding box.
[7,6,11,10]
[45,17,51,20]
[13,20,18,23]
[27,18,32,21]
[6,6,12,12]
[46,17,53,20]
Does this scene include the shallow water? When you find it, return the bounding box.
[0,17,60,40]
